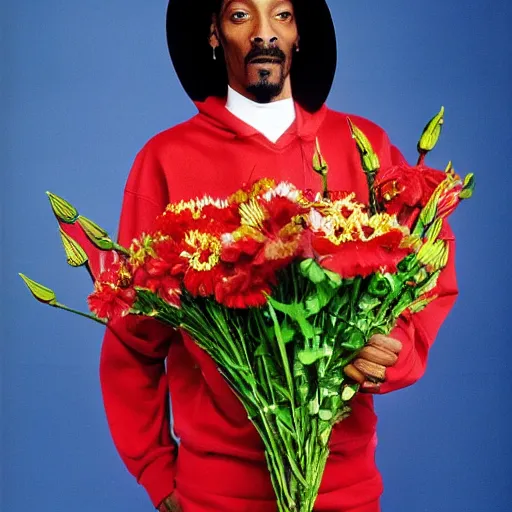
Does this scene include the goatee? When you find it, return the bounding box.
[246,80,284,103]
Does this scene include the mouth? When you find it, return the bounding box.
[249,57,283,65]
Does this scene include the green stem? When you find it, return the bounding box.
[53,302,107,325]
[417,152,426,166]
[365,170,378,215]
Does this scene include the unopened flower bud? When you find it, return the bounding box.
[460,173,475,199]
[346,118,380,174]
[418,106,445,155]
[59,227,89,267]
[347,117,380,214]
[312,137,330,198]
[312,138,328,174]
[46,191,79,223]
[78,215,115,250]
[19,273,57,305]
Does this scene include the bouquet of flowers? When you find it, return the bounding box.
[20,109,473,512]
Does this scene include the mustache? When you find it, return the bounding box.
[244,46,287,66]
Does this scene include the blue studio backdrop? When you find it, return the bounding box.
[2,1,511,511]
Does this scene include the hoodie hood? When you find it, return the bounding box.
[193,96,328,147]
[166,0,337,113]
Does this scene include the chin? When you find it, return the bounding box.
[245,73,286,103]
[246,81,283,103]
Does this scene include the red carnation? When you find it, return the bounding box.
[375,164,445,228]
[214,263,275,309]
[141,275,182,308]
[88,264,136,320]
[313,230,411,279]
[88,286,136,321]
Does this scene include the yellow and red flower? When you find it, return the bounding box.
[87,262,136,320]
[375,164,446,227]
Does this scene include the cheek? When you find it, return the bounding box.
[223,41,249,69]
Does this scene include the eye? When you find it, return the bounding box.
[276,11,293,21]
[231,11,249,21]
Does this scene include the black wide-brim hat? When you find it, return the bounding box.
[166,0,337,112]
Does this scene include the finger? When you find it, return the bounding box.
[368,334,403,354]
[353,358,386,382]
[361,381,381,393]
[359,345,398,367]
[344,364,366,384]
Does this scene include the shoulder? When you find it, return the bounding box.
[138,113,203,160]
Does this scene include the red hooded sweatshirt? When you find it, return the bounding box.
[99,97,458,512]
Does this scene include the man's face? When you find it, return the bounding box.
[213,0,299,103]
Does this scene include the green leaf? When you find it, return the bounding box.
[318,374,344,392]
[280,323,296,344]
[59,228,88,267]
[254,343,268,357]
[46,191,79,223]
[341,384,358,402]
[346,117,380,173]
[340,327,365,351]
[298,346,333,366]
[267,297,315,339]
[273,383,292,402]
[397,254,418,273]
[304,281,336,316]
[367,274,392,297]
[319,409,333,421]
[392,288,415,317]
[357,293,381,312]
[299,258,326,284]
[308,392,320,415]
[318,420,333,446]
[19,274,57,305]
[418,106,445,153]
[324,269,343,287]
[274,407,294,433]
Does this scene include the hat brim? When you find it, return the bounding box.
[166,0,337,112]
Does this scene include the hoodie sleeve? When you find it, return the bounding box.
[376,136,459,393]
[99,144,179,508]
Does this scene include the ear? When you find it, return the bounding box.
[209,16,220,49]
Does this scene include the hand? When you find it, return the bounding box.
[343,334,403,393]
[158,491,182,512]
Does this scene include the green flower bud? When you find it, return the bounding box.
[460,173,475,199]
[78,215,108,239]
[19,274,57,305]
[46,191,79,223]
[312,137,328,175]
[59,227,89,267]
[346,117,380,173]
[418,106,445,154]
[78,215,115,250]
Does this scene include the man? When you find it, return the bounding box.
[100,1,458,511]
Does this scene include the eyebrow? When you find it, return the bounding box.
[222,0,292,13]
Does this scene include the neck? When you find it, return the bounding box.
[225,85,296,143]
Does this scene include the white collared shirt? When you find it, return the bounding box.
[225,85,296,143]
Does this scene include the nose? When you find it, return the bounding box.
[252,36,278,47]
[251,17,278,47]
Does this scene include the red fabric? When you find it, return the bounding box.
[99,97,458,510]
